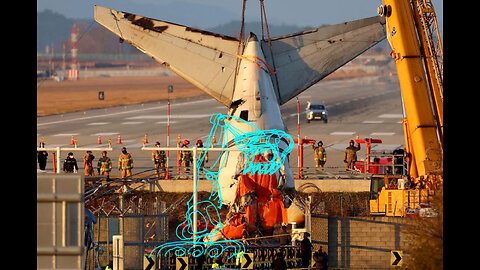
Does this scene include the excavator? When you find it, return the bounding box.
[369,0,443,217]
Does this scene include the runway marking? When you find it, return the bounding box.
[370,132,395,136]
[123,142,145,149]
[87,122,110,126]
[289,112,306,117]
[37,98,214,127]
[53,133,80,136]
[325,144,349,150]
[362,120,384,124]
[126,114,214,119]
[121,121,144,125]
[155,121,178,124]
[378,114,403,118]
[91,132,119,136]
[330,131,355,135]
[82,144,112,148]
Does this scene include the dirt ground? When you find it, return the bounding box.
[36,69,374,116]
[37,75,205,116]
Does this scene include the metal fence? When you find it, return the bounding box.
[157,245,304,270]
[87,214,168,270]
[38,146,407,180]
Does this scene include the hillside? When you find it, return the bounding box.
[38,10,389,54]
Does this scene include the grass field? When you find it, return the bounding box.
[37,75,205,116]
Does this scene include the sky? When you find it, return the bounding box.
[37,0,443,31]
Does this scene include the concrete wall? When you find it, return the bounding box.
[311,215,413,269]
[133,179,371,193]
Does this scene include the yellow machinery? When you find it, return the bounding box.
[370,0,443,216]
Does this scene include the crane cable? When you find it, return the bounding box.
[259,0,273,49]
[232,0,248,93]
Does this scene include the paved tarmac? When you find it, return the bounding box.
[37,75,404,176]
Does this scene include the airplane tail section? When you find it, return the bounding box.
[261,16,386,105]
[94,6,240,107]
[95,6,385,107]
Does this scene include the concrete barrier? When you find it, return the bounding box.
[129,179,371,193]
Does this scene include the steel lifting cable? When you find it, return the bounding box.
[236,54,277,75]
[259,0,273,47]
[232,0,249,95]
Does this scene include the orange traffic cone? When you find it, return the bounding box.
[71,135,75,145]
[144,133,148,144]
[117,135,122,144]
[98,136,102,145]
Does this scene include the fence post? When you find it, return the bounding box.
[112,235,124,270]
[56,147,61,174]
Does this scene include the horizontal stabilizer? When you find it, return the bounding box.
[261,16,386,105]
[94,5,240,107]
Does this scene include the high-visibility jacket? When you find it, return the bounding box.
[199,149,208,163]
[152,150,166,163]
[344,144,361,162]
[312,145,327,161]
[118,153,134,169]
[181,149,192,162]
[211,263,224,269]
[97,157,112,172]
[83,153,95,169]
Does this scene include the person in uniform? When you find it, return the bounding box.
[118,147,134,178]
[196,139,208,169]
[152,141,166,178]
[37,145,48,171]
[312,140,327,168]
[97,151,112,178]
[83,150,95,176]
[63,152,78,173]
[300,232,313,268]
[181,140,193,173]
[344,140,361,171]
[312,246,329,270]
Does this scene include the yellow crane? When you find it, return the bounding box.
[370,0,443,216]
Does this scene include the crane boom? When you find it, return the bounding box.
[378,0,442,179]
[370,0,442,216]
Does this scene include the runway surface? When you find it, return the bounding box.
[37,75,404,174]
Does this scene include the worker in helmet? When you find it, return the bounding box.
[311,140,327,168]
[344,139,361,171]
[118,147,134,178]
[97,151,112,178]
[181,140,193,173]
[83,150,95,176]
[152,141,166,178]
[196,139,208,169]
[211,256,225,269]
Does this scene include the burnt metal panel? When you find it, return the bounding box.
[261,16,386,105]
[95,6,240,107]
